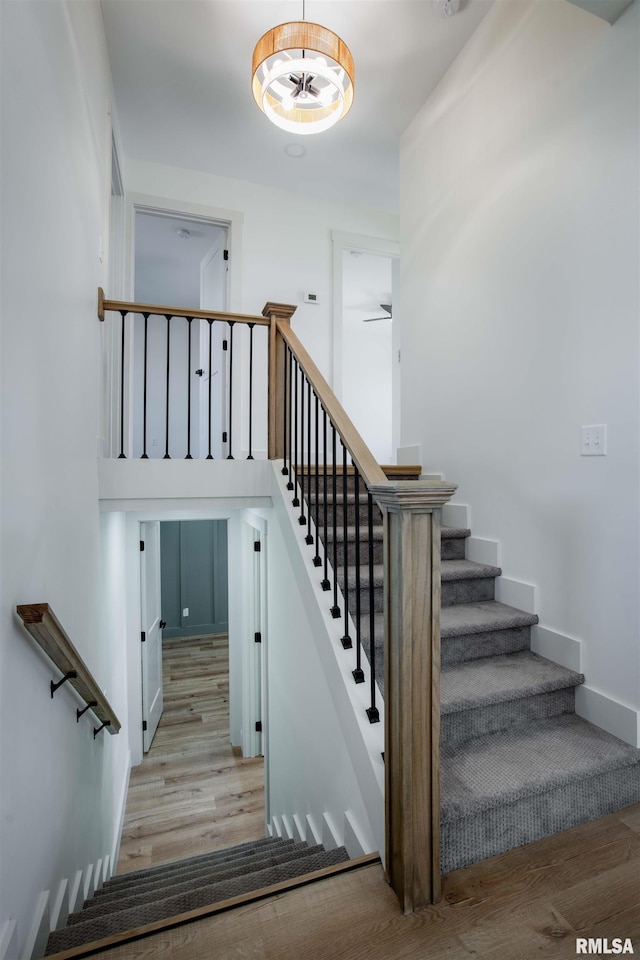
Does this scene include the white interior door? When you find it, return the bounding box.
[140,520,163,752]
[199,236,228,458]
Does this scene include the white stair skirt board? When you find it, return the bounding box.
[102,855,111,885]
[0,920,18,960]
[305,814,322,847]
[270,814,284,839]
[466,537,500,567]
[68,870,84,915]
[292,814,306,844]
[531,624,582,674]
[495,576,537,615]
[110,749,131,876]
[49,879,69,932]
[575,685,640,748]
[321,812,342,852]
[281,815,294,841]
[442,502,469,529]
[19,892,49,960]
[397,444,422,466]
[92,860,104,894]
[343,811,368,859]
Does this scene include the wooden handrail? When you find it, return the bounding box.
[98,288,268,326]
[277,321,387,488]
[16,603,121,734]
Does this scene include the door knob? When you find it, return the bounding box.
[159,620,167,629]
[195,369,204,377]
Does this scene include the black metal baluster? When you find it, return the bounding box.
[341,443,352,649]
[247,322,254,460]
[281,339,289,477]
[353,469,364,682]
[305,379,313,543]
[118,310,126,458]
[292,360,299,507]
[298,373,306,526]
[367,491,380,723]
[163,314,171,459]
[206,319,213,459]
[330,426,340,618]
[141,312,149,458]
[313,395,321,567]
[286,348,294,490]
[185,317,193,459]
[226,321,235,459]
[321,408,330,591]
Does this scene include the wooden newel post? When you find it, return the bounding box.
[263,302,296,460]
[369,479,457,914]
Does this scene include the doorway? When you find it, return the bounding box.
[332,232,400,465]
[132,209,230,459]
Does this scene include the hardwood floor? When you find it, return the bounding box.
[100,803,640,959]
[117,634,265,875]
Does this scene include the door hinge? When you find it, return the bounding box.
[140,540,145,552]
[142,720,147,732]
[255,721,262,733]
[222,339,228,351]
[222,431,228,443]
[254,632,262,643]
[254,540,261,552]
[223,249,229,261]
[141,631,146,643]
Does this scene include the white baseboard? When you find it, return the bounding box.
[575,686,639,747]
[19,892,49,960]
[442,503,469,529]
[49,879,69,932]
[82,863,94,901]
[292,814,306,844]
[531,624,582,673]
[305,814,322,846]
[397,444,421,466]
[0,921,17,960]
[343,812,369,858]
[270,814,283,838]
[466,536,500,567]
[110,749,131,876]
[321,812,341,851]
[280,814,293,841]
[68,869,84,915]
[495,576,537,614]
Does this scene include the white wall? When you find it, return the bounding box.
[401,2,639,716]
[0,1,130,953]
[124,158,399,388]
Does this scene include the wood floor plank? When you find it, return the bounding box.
[117,634,265,875]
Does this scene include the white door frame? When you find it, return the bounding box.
[331,231,401,458]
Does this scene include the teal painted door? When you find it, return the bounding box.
[160,520,229,638]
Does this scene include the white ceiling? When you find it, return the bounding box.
[101,0,494,213]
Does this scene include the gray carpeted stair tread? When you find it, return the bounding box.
[441,559,502,581]
[441,713,640,823]
[46,847,350,954]
[441,601,538,638]
[104,837,284,891]
[74,843,330,922]
[441,651,583,714]
[441,525,471,540]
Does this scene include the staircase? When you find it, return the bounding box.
[45,838,349,954]
[318,474,640,874]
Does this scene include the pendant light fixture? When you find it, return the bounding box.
[251,1,354,135]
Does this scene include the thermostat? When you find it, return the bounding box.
[303,293,320,304]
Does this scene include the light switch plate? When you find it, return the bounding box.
[581,424,607,456]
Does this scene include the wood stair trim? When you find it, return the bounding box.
[44,853,382,960]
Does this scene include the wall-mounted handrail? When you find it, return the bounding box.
[16,603,121,735]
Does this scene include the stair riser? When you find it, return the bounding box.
[348,576,496,613]
[441,687,577,751]
[442,539,466,561]
[325,536,384,567]
[441,765,640,874]
[441,626,532,665]
[101,838,287,893]
[75,845,324,920]
[308,498,380,528]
